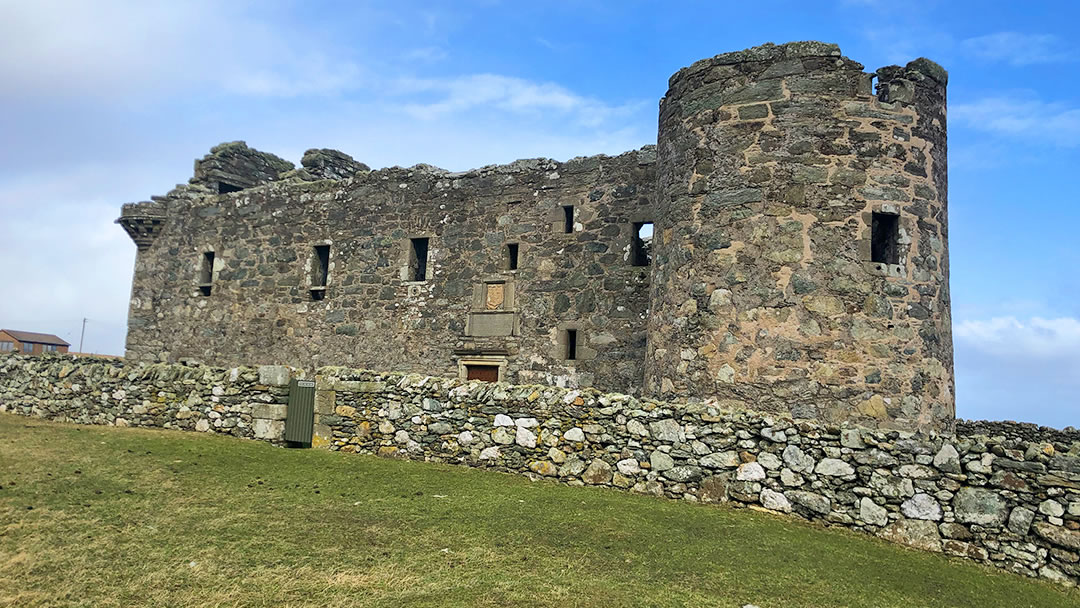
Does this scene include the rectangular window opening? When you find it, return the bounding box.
[562,205,575,233]
[218,182,242,194]
[23,343,32,353]
[632,222,654,266]
[506,243,519,271]
[311,245,330,300]
[410,237,429,282]
[465,364,500,383]
[870,212,900,265]
[0,341,12,352]
[199,251,215,296]
[566,329,578,361]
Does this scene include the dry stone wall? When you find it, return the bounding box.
[1,353,1077,587]
[0,354,297,442]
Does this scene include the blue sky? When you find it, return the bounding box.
[0,0,1076,428]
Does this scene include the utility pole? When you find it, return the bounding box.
[79,318,87,353]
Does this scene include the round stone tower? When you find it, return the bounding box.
[645,42,952,431]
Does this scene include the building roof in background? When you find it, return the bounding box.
[0,329,70,346]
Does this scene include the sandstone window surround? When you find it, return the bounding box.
[197,249,216,296]
[552,322,596,362]
[404,236,431,282]
[309,243,331,301]
[860,205,908,279]
[505,243,519,271]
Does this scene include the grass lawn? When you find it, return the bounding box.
[0,413,1076,608]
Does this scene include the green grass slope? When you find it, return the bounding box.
[0,413,1075,608]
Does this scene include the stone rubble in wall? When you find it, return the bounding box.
[2,352,1078,588]
[0,354,295,443]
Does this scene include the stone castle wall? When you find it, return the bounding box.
[647,42,952,431]
[117,41,953,431]
[2,353,1077,587]
[123,147,656,394]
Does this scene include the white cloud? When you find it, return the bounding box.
[951,94,1080,146]
[395,74,643,127]
[0,0,367,101]
[961,32,1072,66]
[954,317,1080,428]
[955,317,1080,360]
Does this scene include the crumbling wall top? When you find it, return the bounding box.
[191,141,294,194]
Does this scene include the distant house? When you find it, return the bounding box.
[0,329,70,355]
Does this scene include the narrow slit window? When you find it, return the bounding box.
[506,243,519,271]
[218,182,242,194]
[632,222,654,266]
[311,244,330,300]
[410,237,429,281]
[871,212,900,265]
[566,329,578,360]
[563,205,575,233]
[198,251,214,296]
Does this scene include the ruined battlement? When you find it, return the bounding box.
[117,41,953,432]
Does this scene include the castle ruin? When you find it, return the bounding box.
[117,41,953,431]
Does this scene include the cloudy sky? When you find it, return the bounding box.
[1,0,1076,428]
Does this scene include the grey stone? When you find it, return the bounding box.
[736,462,766,481]
[782,444,815,474]
[840,429,865,448]
[649,419,683,443]
[1007,506,1035,536]
[757,452,782,470]
[558,458,586,477]
[664,466,703,483]
[515,426,537,448]
[700,451,740,468]
[953,487,1008,526]
[257,365,291,386]
[760,488,792,512]
[492,427,514,445]
[1040,499,1066,518]
[650,451,675,472]
[860,497,888,526]
[815,458,855,477]
[901,493,943,521]
[788,491,831,516]
[251,403,287,420]
[582,459,613,485]
[616,458,641,476]
[933,443,961,473]
[563,427,586,442]
[879,519,942,552]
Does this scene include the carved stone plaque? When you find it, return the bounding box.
[485,283,505,310]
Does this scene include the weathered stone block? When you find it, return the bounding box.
[251,403,287,420]
[258,365,291,387]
